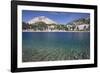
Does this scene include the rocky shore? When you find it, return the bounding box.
[22,48,90,62]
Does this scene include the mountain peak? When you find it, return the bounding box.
[28,16,57,24]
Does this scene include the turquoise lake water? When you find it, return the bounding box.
[22,32,90,62]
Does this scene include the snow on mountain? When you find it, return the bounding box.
[28,16,57,24]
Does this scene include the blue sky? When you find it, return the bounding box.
[22,10,90,24]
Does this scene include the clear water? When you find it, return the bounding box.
[22,32,90,62]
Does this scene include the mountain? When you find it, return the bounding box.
[67,17,90,25]
[28,16,57,24]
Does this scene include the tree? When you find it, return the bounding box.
[34,22,48,30]
[22,22,30,29]
[83,26,86,31]
[72,25,76,31]
[76,27,79,31]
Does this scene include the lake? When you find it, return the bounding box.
[22,32,90,62]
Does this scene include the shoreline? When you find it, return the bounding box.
[22,30,90,32]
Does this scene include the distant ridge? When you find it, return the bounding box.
[67,17,90,25]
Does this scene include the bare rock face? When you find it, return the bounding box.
[28,16,57,24]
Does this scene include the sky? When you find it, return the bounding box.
[22,10,90,24]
